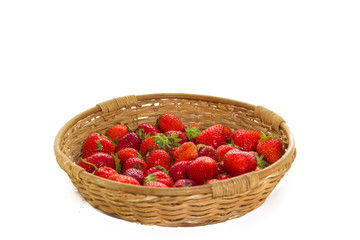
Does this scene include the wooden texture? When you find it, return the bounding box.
[54,93,296,227]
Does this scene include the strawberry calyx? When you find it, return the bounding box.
[228,140,243,150]
[153,133,171,150]
[185,126,201,141]
[166,133,182,148]
[258,131,277,142]
[112,153,122,173]
[144,173,157,183]
[255,152,269,169]
[154,165,169,175]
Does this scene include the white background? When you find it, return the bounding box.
[1,1,359,239]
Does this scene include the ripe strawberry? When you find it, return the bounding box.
[187,156,218,184]
[144,171,174,187]
[144,181,169,188]
[223,126,233,142]
[94,167,118,179]
[122,157,148,173]
[156,113,185,133]
[197,144,220,162]
[139,133,169,156]
[169,161,191,182]
[205,179,219,184]
[108,174,140,185]
[195,124,227,149]
[256,134,283,164]
[173,179,199,187]
[123,168,145,185]
[230,129,261,152]
[145,166,168,176]
[82,132,115,158]
[145,149,171,170]
[217,161,228,175]
[135,123,161,139]
[216,174,231,180]
[114,148,140,166]
[216,144,237,162]
[223,148,257,176]
[114,132,141,152]
[106,124,129,142]
[77,152,116,173]
[173,142,198,163]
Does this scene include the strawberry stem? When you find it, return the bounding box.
[80,157,98,174]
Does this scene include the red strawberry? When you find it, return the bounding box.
[94,167,118,179]
[256,134,284,164]
[145,149,171,170]
[216,174,231,180]
[123,168,145,185]
[173,179,199,187]
[114,148,140,166]
[205,179,219,184]
[144,171,174,187]
[108,174,140,185]
[144,181,169,188]
[216,144,237,162]
[217,161,228,175]
[173,142,198,163]
[156,113,185,133]
[82,132,115,158]
[187,156,218,184]
[135,123,161,139]
[223,148,257,176]
[77,152,116,173]
[197,144,220,162]
[223,126,233,141]
[106,124,129,142]
[139,133,169,156]
[114,132,141,152]
[168,161,191,182]
[230,129,261,152]
[144,166,168,176]
[185,125,202,142]
[122,157,148,173]
[195,124,227,149]
[165,130,188,145]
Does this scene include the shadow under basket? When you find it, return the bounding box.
[54,93,296,227]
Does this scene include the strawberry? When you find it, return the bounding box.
[223,126,233,142]
[173,179,199,187]
[216,144,237,162]
[217,161,228,175]
[187,156,218,184]
[156,113,185,133]
[144,181,169,188]
[165,130,187,146]
[168,146,179,159]
[135,123,161,139]
[173,142,198,163]
[197,144,220,162]
[168,161,191,182]
[205,179,219,184]
[82,132,115,158]
[94,167,118,179]
[230,129,261,152]
[216,174,231,180]
[122,157,148,173]
[256,133,283,164]
[123,168,145,185]
[108,174,140,185]
[106,124,129,142]
[114,132,141,152]
[114,148,140,166]
[223,148,257,176]
[139,133,169,156]
[145,149,171,170]
[195,124,227,149]
[144,166,168,176]
[77,152,116,173]
[144,171,174,187]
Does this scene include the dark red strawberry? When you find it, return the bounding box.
[144,171,174,187]
[106,124,129,142]
[77,152,116,173]
[197,144,220,162]
[217,161,228,175]
[230,129,261,152]
[169,161,191,182]
[82,132,115,158]
[195,124,227,149]
[144,181,169,188]
[108,174,140,185]
[122,157,148,173]
[145,149,171,170]
[223,148,257,176]
[114,132,141,152]
[156,113,185,133]
[173,142,198,163]
[94,167,118,179]
[135,123,161,139]
[114,147,140,166]
[187,156,218,184]
[123,168,145,185]
[256,133,283,164]
[216,144,237,162]
[173,179,199,187]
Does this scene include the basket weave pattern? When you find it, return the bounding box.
[54,93,296,227]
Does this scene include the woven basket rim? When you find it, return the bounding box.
[54,93,295,197]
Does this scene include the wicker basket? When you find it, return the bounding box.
[54,93,296,227]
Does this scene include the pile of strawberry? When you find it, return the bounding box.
[77,113,284,188]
